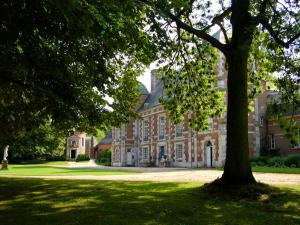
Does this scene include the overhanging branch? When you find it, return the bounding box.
[168,12,227,53]
[260,19,300,48]
[136,0,228,54]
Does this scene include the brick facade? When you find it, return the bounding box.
[111,66,263,168]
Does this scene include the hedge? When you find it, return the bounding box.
[251,155,300,168]
[96,149,111,166]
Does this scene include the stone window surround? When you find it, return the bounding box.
[159,116,165,140]
[142,146,150,162]
[270,134,276,150]
[292,128,300,148]
[143,119,150,142]
[175,124,183,138]
[175,142,184,161]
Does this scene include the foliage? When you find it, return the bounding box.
[137,0,300,130]
[284,155,300,168]
[96,149,111,166]
[0,0,157,144]
[0,122,66,162]
[251,156,270,166]
[0,178,300,225]
[267,157,285,168]
[75,154,90,162]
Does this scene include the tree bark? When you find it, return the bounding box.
[221,1,256,185]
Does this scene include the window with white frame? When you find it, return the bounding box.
[176,144,183,160]
[270,134,276,149]
[143,147,149,161]
[175,124,183,137]
[294,128,300,148]
[70,140,77,147]
[260,117,264,126]
[159,117,165,140]
[82,138,84,147]
[143,120,149,141]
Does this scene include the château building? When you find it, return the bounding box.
[111,62,266,167]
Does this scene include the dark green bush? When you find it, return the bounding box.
[75,154,90,162]
[46,155,66,161]
[267,157,285,167]
[251,162,257,167]
[284,155,300,168]
[96,149,111,166]
[251,156,269,166]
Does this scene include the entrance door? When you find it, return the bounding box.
[126,149,132,165]
[205,142,213,167]
[71,149,76,159]
[160,146,165,159]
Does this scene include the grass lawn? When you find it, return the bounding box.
[0,178,299,225]
[216,166,300,174]
[0,164,139,176]
[14,160,69,165]
[251,166,300,174]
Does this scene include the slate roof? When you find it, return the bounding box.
[139,82,149,95]
[138,80,164,112]
[99,130,112,145]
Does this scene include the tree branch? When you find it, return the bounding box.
[260,18,300,48]
[168,12,227,53]
[212,7,232,24]
[136,0,228,53]
[215,22,230,44]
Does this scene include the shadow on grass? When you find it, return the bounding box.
[0,178,299,225]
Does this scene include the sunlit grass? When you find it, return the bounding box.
[0,164,139,176]
[251,166,300,174]
[0,178,299,225]
[216,166,300,174]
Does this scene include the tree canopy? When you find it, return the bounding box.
[0,121,66,162]
[0,0,157,145]
[1,0,299,185]
[133,0,300,185]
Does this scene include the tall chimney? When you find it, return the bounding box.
[151,69,160,92]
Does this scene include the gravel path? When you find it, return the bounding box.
[1,162,300,185]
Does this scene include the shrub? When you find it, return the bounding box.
[96,149,111,166]
[46,155,66,161]
[284,155,300,168]
[75,154,90,162]
[267,157,285,167]
[251,156,269,166]
[251,162,257,167]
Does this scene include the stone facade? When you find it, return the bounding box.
[66,133,88,160]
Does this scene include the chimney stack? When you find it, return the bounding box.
[151,69,160,93]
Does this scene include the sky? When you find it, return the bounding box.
[137,62,157,92]
[136,0,227,92]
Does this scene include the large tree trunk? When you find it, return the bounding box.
[221,0,256,185]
